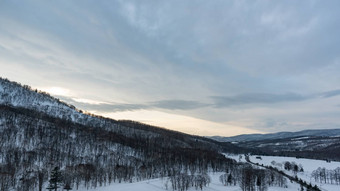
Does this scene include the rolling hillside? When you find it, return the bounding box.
[0,77,238,191]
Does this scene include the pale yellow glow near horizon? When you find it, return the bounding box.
[72,98,107,105]
[38,87,106,105]
[38,87,72,97]
[102,110,263,137]
[34,87,263,136]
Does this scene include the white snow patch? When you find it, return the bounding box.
[76,172,300,191]
[249,155,340,191]
[291,137,310,140]
[69,132,76,139]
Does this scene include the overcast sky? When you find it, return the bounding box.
[1,0,340,136]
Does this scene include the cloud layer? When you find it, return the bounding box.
[1,0,340,135]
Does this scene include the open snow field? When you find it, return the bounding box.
[248,155,340,174]
[79,172,299,191]
[249,155,340,191]
[226,154,340,191]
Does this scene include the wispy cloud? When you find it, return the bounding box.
[59,88,340,113]
[212,89,340,108]
[57,95,208,112]
[78,100,207,112]
[151,100,209,110]
[320,89,340,98]
[76,102,148,112]
[212,93,309,107]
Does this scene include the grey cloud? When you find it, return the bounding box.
[151,100,209,110]
[56,96,149,112]
[248,119,340,133]
[77,102,148,112]
[61,89,340,113]
[216,88,340,108]
[212,93,308,107]
[2,0,340,98]
[250,119,291,132]
[1,0,340,135]
[57,96,208,112]
[321,89,340,98]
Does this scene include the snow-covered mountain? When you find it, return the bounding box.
[0,78,82,121]
[0,78,164,140]
[0,77,242,191]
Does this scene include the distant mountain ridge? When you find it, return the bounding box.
[210,128,340,161]
[210,129,340,142]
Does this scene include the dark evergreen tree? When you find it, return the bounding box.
[47,167,63,191]
[38,169,47,191]
[284,161,292,171]
[227,173,232,185]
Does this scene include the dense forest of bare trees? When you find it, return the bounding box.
[0,104,236,191]
[0,77,292,191]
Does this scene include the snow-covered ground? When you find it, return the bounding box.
[224,153,248,163]
[247,155,340,191]
[78,172,299,191]
[37,154,336,191]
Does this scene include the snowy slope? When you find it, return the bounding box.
[1,77,242,191]
[249,155,340,191]
[0,78,158,138]
[0,78,85,123]
[77,173,300,191]
[225,154,340,191]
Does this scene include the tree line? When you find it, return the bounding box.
[311,167,340,185]
[219,163,287,191]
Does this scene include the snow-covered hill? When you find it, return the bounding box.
[0,77,160,139]
[0,77,236,191]
[0,78,83,122]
